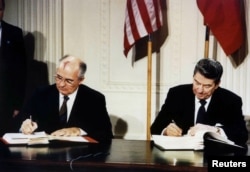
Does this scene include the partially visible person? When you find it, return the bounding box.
[151,58,248,148]
[0,0,27,136]
[18,55,113,142]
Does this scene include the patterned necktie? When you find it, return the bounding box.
[59,96,69,126]
[196,99,207,124]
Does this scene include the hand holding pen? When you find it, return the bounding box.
[163,120,182,136]
[20,115,38,134]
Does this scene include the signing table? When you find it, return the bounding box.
[0,139,249,172]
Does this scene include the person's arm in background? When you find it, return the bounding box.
[12,27,27,118]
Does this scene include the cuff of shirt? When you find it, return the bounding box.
[79,128,87,135]
[161,128,167,135]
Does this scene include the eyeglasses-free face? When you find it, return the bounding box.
[192,72,219,100]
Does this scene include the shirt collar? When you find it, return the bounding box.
[59,88,78,100]
[195,96,212,106]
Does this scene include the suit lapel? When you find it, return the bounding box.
[67,86,82,123]
[48,86,60,116]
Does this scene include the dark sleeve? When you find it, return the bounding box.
[85,94,113,143]
[150,88,176,135]
[220,95,248,147]
[68,87,114,143]
[12,28,27,110]
[13,86,40,131]
[151,85,196,135]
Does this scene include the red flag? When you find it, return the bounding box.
[123,0,163,57]
[197,0,247,61]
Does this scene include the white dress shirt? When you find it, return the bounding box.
[194,96,211,124]
[59,89,77,122]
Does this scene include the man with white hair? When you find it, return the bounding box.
[19,55,113,142]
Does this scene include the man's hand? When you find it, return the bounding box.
[21,119,38,134]
[51,127,81,136]
[188,123,219,136]
[163,122,182,136]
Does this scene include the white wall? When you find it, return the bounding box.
[4,0,250,140]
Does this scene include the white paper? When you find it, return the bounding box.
[2,132,89,145]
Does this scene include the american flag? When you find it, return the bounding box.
[123,0,163,57]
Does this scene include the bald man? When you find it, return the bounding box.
[18,55,113,142]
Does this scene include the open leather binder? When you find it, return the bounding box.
[203,132,247,154]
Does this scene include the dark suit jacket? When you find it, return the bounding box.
[0,21,26,136]
[17,84,113,142]
[151,84,248,147]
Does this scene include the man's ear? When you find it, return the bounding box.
[215,81,221,89]
[79,77,85,84]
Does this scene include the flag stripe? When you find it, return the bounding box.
[136,0,153,35]
[124,0,163,56]
[126,0,140,45]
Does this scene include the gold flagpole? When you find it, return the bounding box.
[204,26,210,58]
[147,35,152,141]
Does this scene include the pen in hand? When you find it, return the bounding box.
[171,119,182,136]
[28,115,37,134]
[30,115,37,127]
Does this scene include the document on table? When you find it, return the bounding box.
[2,132,97,146]
[2,132,49,145]
[152,134,204,150]
[152,131,239,151]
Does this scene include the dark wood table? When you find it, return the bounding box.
[0,139,249,172]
